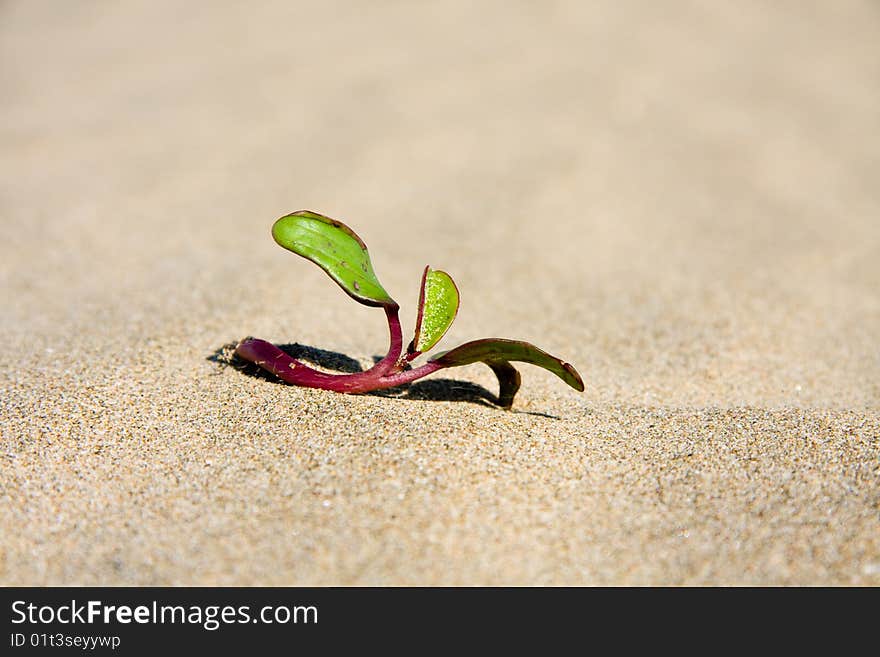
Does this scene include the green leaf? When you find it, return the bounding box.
[271,210,397,308]
[408,266,460,355]
[430,338,585,391]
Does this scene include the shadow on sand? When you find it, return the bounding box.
[208,342,559,418]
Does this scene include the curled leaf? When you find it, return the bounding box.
[430,338,585,392]
[408,266,460,356]
[272,210,397,308]
[485,360,522,410]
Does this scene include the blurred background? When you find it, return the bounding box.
[3,0,880,588]
[2,0,878,406]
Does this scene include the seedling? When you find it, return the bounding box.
[235,211,584,409]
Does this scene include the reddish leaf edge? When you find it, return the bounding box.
[405,265,460,361]
[272,210,399,310]
[429,338,585,392]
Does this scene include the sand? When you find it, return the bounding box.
[1,0,878,585]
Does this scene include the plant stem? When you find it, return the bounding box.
[368,305,404,376]
[235,337,443,393]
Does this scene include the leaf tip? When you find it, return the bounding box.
[562,361,585,392]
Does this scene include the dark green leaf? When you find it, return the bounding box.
[485,360,522,410]
[430,338,584,391]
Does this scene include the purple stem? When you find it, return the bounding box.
[368,305,404,377]
[235,337,444,393]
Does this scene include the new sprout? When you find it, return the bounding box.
[235,211,584,409]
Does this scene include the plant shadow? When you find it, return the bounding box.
[208,341,558,417]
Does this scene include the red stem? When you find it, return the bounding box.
[368,305,404,376]
[235,337,443,393]
[234,302,436,393]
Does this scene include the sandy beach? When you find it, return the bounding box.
[1,0,878,585]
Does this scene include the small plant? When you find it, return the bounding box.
[235,211,584,409]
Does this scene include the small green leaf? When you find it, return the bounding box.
[408,266,460,355]
[271,210,397,308]
[430,338,585,391]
